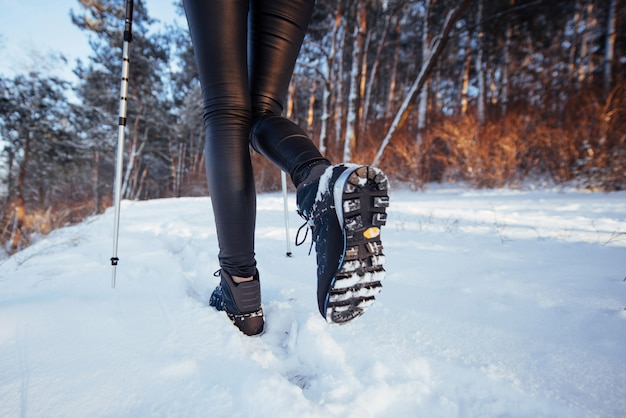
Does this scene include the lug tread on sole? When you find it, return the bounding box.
[326,166,389,325]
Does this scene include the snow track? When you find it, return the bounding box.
[1,189,625,417]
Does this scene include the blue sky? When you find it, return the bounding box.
[0,0,182,82]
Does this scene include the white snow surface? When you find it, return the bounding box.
[1,187,625,418]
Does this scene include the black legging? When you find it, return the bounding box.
[183,0,328,277]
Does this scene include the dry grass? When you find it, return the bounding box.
[2,87,624,253]
[371,86,626,190]
[1,201,96,255]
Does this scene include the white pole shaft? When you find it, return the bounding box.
[111,38,131,288]
[281,171,292,257]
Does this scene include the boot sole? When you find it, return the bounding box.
[325,166,389,324]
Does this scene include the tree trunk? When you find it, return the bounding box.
[578,0,595,86]
[334,7,346,147]
[194,129,205,177]
[476,0,485,126]
[92,148,102,214]
[569,0,583,86]
[10,200,25,253]
[385,15,401,120]
[287,76,297,123]
[10,133,30,253]
[417,0,432,147]
[3,149,15,219]
[433,67,442,113]
[319,3,343,155]
[121,119,136,198]
[501,0,514,116]
[358,29,371,134]
[177,142,185,197]
[168,132,184,198]
[134,168,148,200]
[361,13,391,133]
[343,0,367,162]
[319,80,330,156]
[121,115,145,199]
[604,0,617,95]
[307,80,316,136]
[460,29,471,115]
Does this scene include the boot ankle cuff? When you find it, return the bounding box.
[220,270,262,314]
[295,159,331,189]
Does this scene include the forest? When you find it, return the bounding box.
[0,0,624,255]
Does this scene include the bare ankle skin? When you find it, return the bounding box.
[232,275,253,283]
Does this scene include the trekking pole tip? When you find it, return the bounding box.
[111,257,119,288]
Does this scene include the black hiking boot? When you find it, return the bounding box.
[296,164,389,324]
[209,269,264,336]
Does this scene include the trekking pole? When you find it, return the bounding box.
[111,0,134,288]
[281,171,292,257]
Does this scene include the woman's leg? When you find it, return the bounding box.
[247,1,389,326]
[183,0,257,278]
[248,0,330,187]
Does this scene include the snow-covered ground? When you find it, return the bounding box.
[1,187,625,417]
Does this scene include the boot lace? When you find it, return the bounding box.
[295,216,315,255]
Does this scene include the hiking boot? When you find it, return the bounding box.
[209,269,264,336]
[296,164,389,324]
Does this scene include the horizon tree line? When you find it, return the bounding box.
[1,0,624,254]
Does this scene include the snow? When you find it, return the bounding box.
[1,187,625,417]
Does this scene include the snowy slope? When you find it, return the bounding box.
[1,187,625,418]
